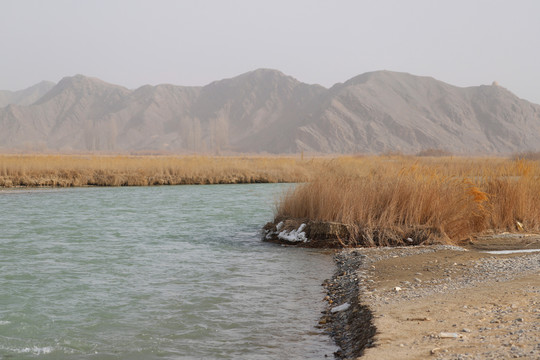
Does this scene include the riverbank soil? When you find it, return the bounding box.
[327,236,540,359]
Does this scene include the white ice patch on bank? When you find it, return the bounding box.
[265,221,285,240]
[278,223,309,243]
[483,249,540,255]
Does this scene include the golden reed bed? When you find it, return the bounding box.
[274,155,540,246]
[0,154,323,187]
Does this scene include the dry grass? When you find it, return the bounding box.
[276,156,540,246]
[0,154,322,187]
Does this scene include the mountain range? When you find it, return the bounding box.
[1,69,540,154]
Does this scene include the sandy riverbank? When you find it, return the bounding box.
[322,237,540,359]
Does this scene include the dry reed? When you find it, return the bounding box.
[276,156,540,246]
[0,154,322,187]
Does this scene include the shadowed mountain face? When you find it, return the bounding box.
[1,69,540,154]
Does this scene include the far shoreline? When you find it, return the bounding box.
[0,154,317,187]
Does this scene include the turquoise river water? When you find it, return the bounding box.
[0,184,337,359]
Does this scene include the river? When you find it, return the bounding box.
[0,184,337,359]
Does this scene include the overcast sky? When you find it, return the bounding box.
[1,0,539,103]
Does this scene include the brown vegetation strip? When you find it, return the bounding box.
[272,156,540,246]
[0,154,324,187]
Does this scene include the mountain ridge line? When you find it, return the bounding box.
[1,69,539,155]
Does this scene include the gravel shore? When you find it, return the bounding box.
[322,245,540,359]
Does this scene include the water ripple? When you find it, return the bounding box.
[0,184,337,359]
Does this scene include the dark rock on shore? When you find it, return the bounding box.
[320,251,376,359]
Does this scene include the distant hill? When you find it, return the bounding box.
[0,81,55,107]
[1,69,539,154]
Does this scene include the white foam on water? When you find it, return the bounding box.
[0,345,53,355]
[0,321,10,325]
[483,249,540,255]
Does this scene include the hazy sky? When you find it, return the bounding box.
[2,0,540,103]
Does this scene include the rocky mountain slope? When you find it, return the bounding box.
[1,69,539,154]
[295,71,540,154]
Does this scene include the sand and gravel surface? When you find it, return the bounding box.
[323,237,540,359]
